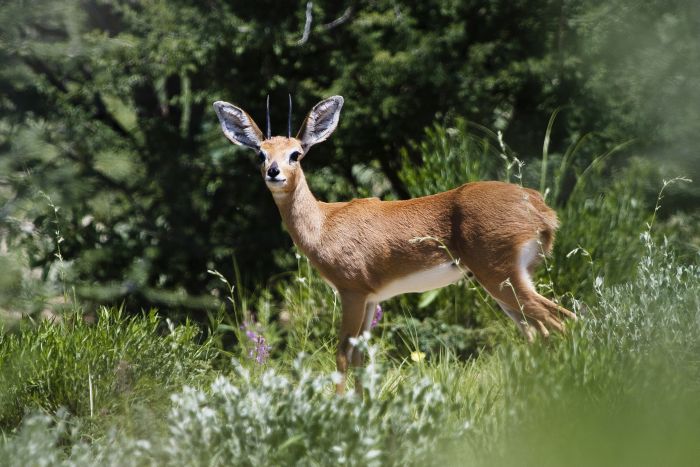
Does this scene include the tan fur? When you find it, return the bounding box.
[214,97,576,394]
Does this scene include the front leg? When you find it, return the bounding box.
[335,292,370,395]
[350,300,377,394]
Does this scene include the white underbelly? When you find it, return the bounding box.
[369,262,466,302]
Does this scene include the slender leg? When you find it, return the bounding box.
[351,301,377,394]
[467,239,575,339]
[335,292,369,395]
[488,274,575,336]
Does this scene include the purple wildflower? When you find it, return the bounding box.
[241,320,272,364]
[370,304,383,329]
[248,335,271,364]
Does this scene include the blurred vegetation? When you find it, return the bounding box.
[0,0,698,320]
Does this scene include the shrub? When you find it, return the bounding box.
[1,341,467,466]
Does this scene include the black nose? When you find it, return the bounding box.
[267,161,280,178]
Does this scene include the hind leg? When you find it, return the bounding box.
[496,299,537,342]
[488,276,564,337]
[478,239,576,339]
[522,238,577,321]
[533,293,577,322]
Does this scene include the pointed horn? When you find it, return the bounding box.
[266,95,271,139]
[288,93,292,138]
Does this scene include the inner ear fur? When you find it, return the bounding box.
[213,101,263,150]
[297,96,344,153]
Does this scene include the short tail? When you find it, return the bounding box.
[524,187,559,255]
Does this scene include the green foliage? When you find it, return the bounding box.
[276,253,339,360]
[384,315,502,362]
[2,0,697,315]
[1,352,464,466]
[550,160,658,297]
[398,119,505,196]
[156,350,462,466]
[0,308,215,429]
[0,251,48,319]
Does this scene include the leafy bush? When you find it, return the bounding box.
[398,120,505,197]
[162,349,463,466]
[550,160,660,298]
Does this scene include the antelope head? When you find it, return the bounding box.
[212,95,344,195]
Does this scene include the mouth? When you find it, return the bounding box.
[265,177,287,184]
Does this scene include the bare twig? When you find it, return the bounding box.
[323,6,353,30]
[298,3,353,45]
[297,1,313,45]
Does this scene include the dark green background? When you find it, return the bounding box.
[1,0,698,318]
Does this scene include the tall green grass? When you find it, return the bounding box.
[0,308,215,430]
[1,234,698,466]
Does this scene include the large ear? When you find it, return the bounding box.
[296,96,344,153]
[213,101,263,150]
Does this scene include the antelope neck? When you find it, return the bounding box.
[272,171,324,253]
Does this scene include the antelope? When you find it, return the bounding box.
[213,95,576,394]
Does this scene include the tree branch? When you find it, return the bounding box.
[297,3,353,45]
[323,6,353,30]
[297,1,313,45]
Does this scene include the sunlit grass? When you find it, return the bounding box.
[1,231,698,466]
[0,308,216,431]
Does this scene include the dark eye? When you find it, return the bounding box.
[257,151,266,164]
[289,151,301,162]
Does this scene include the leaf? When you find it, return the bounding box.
[276,434,306,453]
[418,289,440,309]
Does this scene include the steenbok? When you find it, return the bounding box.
[213,95,576,394]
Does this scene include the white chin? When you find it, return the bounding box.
[266,179,287,189]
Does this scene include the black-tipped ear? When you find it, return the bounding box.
[213,101,263,150]
[296,96,344,153]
